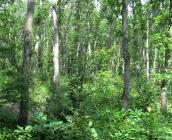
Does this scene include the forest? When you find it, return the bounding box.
[0,0,172,139]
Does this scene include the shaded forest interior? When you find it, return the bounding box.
[1,0,172,139]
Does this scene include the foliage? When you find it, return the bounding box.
[1,0,172,140]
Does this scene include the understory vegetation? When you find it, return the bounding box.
[1,0,172,139]
[1,71,172,139]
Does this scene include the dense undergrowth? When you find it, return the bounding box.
[1,71,172,140]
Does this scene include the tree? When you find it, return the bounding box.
[18,0,35,125]
[146,13,150,80]
[160,0,172,113]
[121,0,130,109]
[33,0,42,74]
[51,1,60,95]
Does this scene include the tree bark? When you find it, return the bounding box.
[34,0,42,73]
[153,46,157,82]
[18,0,34,126]
[51,3,60,95]
[87,19,92,56]
[34,27,40,71]
[121,0,130,109]
[108,19,115,48]
[146,16,150,80]
[160,0,172,113]
[161,87,167,113]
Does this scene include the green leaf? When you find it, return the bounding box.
[25,125,33,131]
[91,128,98,138]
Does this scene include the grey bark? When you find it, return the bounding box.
[160,0,172,113]
[121,0,130,109]
[18,0,34,125]
[34,28,40,71]
[146,16,150,80]
[51,4,60,95]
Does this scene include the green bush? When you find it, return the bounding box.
[1,71,172,140]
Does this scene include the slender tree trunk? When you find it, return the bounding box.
[95,0,100,11]
[160,50,169,114]
[34,27,40,71]
[75,1,81,75]
[34,0,42,73]
[63,13,71,74]
[87,19,92,55]
[108,20,114,48]
[116,47,121,75]
[43,18,49,77]
[161,87,167,113]
[146,16,150,80]
[160,0,172,113]
[86,13,92,75]
[157,47,161,73]
[153,46,157,82]
[121,0,130,109]
[18,0,34,126]
[51,3,60,95]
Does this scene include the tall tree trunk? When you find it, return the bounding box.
[153,46,157,82]
[121,0,130,109]
[34,27,40,72]
[160,0,172,113]
[87,19,92,56]
[63,13,71,75]
[116,47,121,75]
[34,0,42,73]
[146,16,150,80]
[18,0,34,126]
[75,1,81,75]
[108,20,115,48]
[51,3,60,95]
